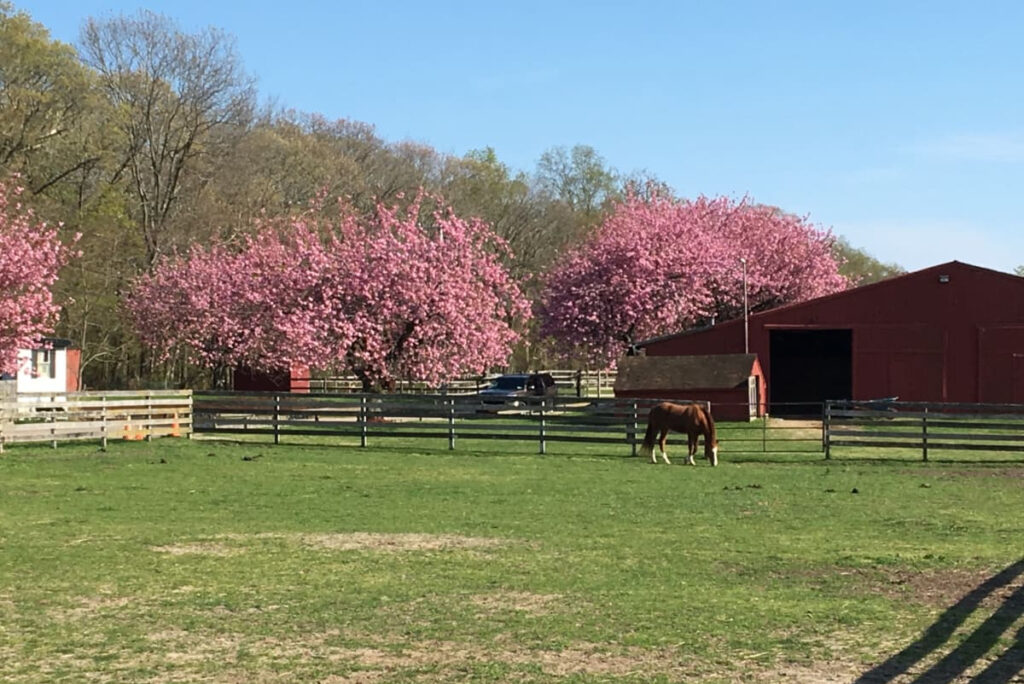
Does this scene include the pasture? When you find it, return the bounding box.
[1,438,1022,683]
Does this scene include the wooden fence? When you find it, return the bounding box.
[195,392,641,453]
[305,369,619,398]
[0,390,193,451]
[194,392,826,455]
[825,400,1024,460]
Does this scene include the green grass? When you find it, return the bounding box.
[1,437,1022,682]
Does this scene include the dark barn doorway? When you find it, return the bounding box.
[769,329,852,416]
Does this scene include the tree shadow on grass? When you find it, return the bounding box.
[855,558,1024,683]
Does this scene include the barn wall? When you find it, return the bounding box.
[642,263,1024,404]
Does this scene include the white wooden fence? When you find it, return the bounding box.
[0,390,193,451]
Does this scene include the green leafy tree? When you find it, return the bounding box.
[832,237,904,285]
[535,144,619,227]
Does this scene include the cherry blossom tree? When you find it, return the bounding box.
[125,193,531,389]
[123,225,345,386]
[0,178,77,374]
[539,193,847,367]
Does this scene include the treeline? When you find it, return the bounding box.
[0,3,902,389]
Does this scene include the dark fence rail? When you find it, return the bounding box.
[194,392,825,456]
[825,400,1024,460]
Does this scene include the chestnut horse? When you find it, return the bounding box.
[638,402,719,466]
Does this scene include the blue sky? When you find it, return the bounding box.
[16,0,1024,273]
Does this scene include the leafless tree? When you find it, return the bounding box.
[80,10,255,267]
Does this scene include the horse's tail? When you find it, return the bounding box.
[638,412,658,459]
[702,403,719,466]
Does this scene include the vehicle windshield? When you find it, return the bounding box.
[491,376,526,390]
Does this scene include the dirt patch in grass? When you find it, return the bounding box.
[150,541,237,556]
[469,591,564,616]
[150,533,511,557]
[838,565,1023,609]
[211,531,515,553]
[292,532,510,552]
[154,631,704,680]
[48,595,133,622]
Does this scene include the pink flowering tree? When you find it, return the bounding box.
[125,193,531,389]
[539,194,847,367]
[123,224,347,386]
[0,179,77,375]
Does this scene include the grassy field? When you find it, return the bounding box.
[1,437,1022,683]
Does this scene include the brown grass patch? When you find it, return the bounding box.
[212,531,514,552]
[838,565,1024,608]
[48,595,133,622]
[292,532,509,552]
[469,591,564,616]
[150,541,235,556]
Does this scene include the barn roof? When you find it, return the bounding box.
[614,354,758,392]
[634,261,1024,349]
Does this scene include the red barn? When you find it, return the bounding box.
[636,262,1024,414]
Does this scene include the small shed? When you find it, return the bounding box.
[232,365,310,393]
[613,354,765,421]
[16,338,80,394]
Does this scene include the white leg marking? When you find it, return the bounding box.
[661,449,671,465]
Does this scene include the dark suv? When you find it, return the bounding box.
[479,373,558,408]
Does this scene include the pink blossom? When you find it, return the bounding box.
[0,178,77,374]
[125,192,531,387]
[539,193,848,367]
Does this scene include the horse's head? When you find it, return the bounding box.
[705,439,719,467]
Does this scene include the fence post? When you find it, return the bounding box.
[631,400,638,458]
[101,395,108,449]
[922,406,928,462]
[146,391,153,442]
[539,401,546,454]
[273,393,281,445]
[823,402,831,459]
[359,395,367,448]
[448,398,456,451]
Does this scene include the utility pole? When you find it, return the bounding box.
[740,258,749,354]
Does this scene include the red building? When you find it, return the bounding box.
[613,354,765,421]
[232,365,310,393]
[636,262,1024,413]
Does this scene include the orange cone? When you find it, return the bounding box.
[171,412,181,438]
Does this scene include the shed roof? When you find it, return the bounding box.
[614,354,758,392]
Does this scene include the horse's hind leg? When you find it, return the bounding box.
[658,429,671,464]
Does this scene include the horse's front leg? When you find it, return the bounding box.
[686,434,697,466]
[659,429,671,464]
